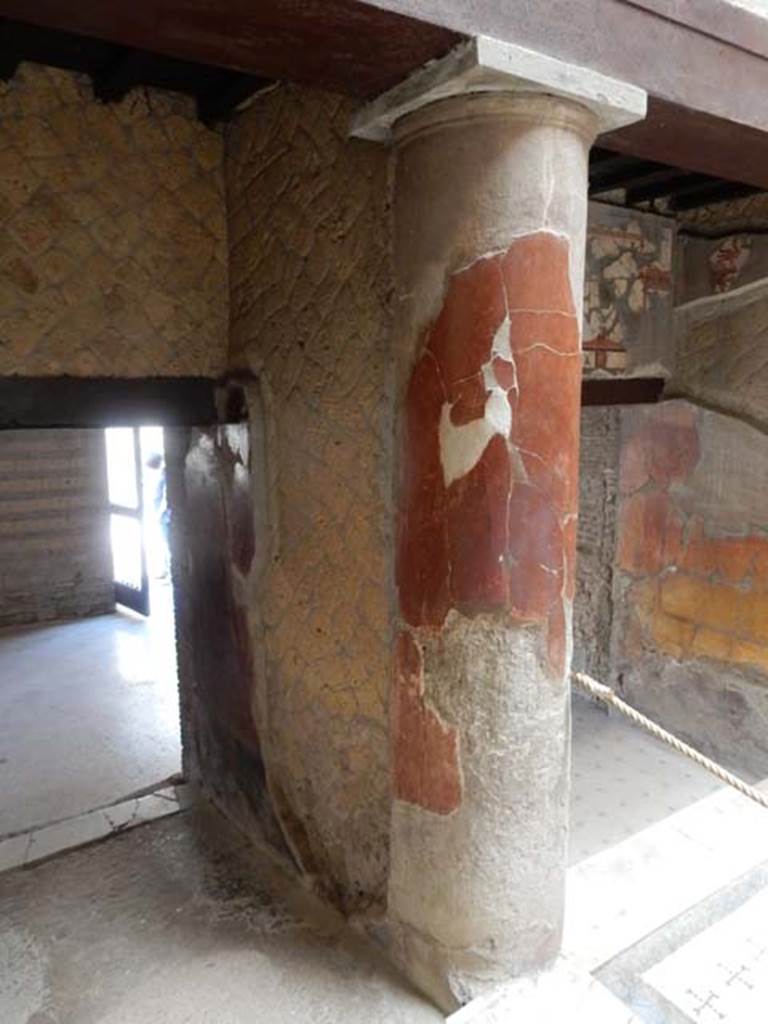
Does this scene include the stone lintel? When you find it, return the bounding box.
[350,35,647,141]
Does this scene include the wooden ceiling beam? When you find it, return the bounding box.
[0,2,461,98]
[589,157,672,195]
[91,48,148,103]
[197,75,273,126]
[625,170,713,205]
[669,181,764,212]
[3,2,768,187]
[599,97,768,191]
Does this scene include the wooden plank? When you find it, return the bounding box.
[0,1,461,98]
[4,2,768,185]
[0,377,223,429]
[581,377,665,406]
[600,97,768,191]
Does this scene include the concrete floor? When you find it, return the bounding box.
[0,808,441,1024]
[0,587,180,838]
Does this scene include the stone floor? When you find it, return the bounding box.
[2,674,767,1022]
[0,780,188,873]
[0,809,441,1024]
[0,586,180,838]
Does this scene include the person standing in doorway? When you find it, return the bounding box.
[145,452,170,579]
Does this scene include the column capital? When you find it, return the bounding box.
[350,35,646,143]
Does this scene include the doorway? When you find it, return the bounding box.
[105,424,173,615]
[0,424,182,863]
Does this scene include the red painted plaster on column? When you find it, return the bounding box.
[397,232,581,679]
[392,631,462,814]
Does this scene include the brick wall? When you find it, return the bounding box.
[573,407,620,681]
[0,429,113,626]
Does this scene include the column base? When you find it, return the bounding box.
[388,916,561,1014]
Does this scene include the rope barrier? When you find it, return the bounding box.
[572,670,768,812]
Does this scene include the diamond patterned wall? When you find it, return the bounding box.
[0,63,227,377]
[226,84,393,910]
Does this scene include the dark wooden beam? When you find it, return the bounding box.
[366,0,768,132]
[590,146,623,166]
[197,74,272,125]
[92,48,148,103]
[0,19,271,122]
[0,19,20,79]
[0,15,118,77]
[360,1,768,188]
[581,377,665,406]
[589,156,671,195]
[624,169,712,205]
[600,97,768,191]
[0,377,226,429]
[589,154,644,189]
[0,3,461,99]
[669,181,764,212]
[5,1,768,186]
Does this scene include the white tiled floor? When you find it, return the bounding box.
[570,697,723,865]
[569,695,768,1024]
[449,958,642,1024]
[644,887,768,1023]
[0,584,180,838]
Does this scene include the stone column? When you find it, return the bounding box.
[353,38,646,1012]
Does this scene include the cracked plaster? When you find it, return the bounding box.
[389,91,594,1010]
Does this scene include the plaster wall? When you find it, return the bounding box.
[677,233,768,303]
[0,428,113,626]
[0,63,227,377]
[674,284,768,431]
[572,206,676,684]
[583,203,674,377]
[576,215,768,775]
[612,400,768,776]
[221,84,393,911]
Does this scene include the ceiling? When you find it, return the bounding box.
[0,17,272,123]
[4,0,768,190]
[0,3,459,100]
[1,10,767,215]
[589,146,764,214]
